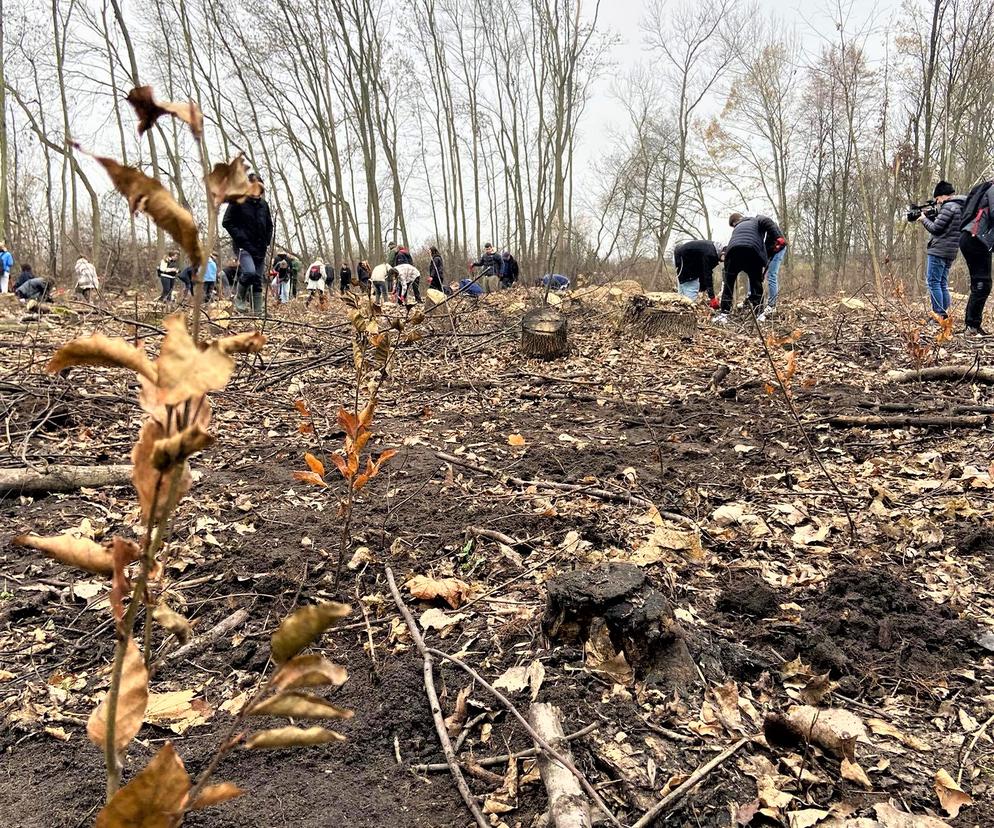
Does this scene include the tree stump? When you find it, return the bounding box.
[543,563,698,691]
[621,292,696,339]
[521,306,568,360]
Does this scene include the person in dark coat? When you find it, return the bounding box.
[221,258,238,298]
[498,250,519,289]
[16,276,53,302]
[674,239,721,301]
[471,243,502,293]
[339,262,352,294]
[14,263,34,291]
[715,212,784,324]
[357,260,372,294]
[428,247,444,290]
[919,181,965,319]
[221,172,274,316]
[959,180,994,336]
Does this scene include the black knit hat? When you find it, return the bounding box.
[933,180,954,198]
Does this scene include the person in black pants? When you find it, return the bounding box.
[673,239,721,302]
[715,212,784,325]
[960,234,991,336]
[339,262,352,294]
[222,172,274,316]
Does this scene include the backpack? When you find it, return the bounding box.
[960,181,994,240]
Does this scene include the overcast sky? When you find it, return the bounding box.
[575,0,901,244]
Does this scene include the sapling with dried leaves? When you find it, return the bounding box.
[12,82,354,827]
[294,293,423,586]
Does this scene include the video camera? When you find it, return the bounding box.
[907,200,938,222]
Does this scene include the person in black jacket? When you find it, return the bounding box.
[715,212,785,324]
[428,247,444,291]
[673,239,721,301]
[356,260,372,295]
[339,262,352,294]
[919,181,965,320]
[498,250,519,289]
[222,172,274,316]
[471,243,502,293]
[960,180,994,336]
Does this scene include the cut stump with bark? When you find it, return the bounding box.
[522,306,568,360]
[543,563,698,691]
[621,292,696,339]
[528,703,592,828]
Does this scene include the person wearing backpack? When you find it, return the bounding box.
[959,180,994,336]
[304,258,326,307]
[918,181,965,320]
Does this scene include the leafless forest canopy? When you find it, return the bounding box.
[0,0,991,291]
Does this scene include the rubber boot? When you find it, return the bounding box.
[251,287,265,317]
[233,282,249,313]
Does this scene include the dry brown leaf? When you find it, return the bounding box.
[867,718,932,751]
[933,769,972,818]
[712,681,744,733]
[187,782,244,811]
[584,617,633,684]
[206,152,262,207]
[133,420,192,524]
[215,330,267,355]
[153,602,192,645]
[88,638,149,753]
[46,333,157,381]
[873,801,952,828]
[840,758,872,789]
[270,602,350,663]
[153,315,238,406]
[508,433,526,446]
[110,537,139,624]
[444,685,471,737]
[145,690,213,734]
[271,655,348,692]
[82,149,204,268]
[787,809,830,828]
[249,691,353,720]
[243,726,345,749]
[13,532,115,575]
[95,742,190,828]
[126,85,204,138]
[151,425,215,472]
[405,574,472,609]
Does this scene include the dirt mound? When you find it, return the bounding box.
[716,574,779,619]
[797,566,978,681]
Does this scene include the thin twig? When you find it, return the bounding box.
[750,313,857,536]
[425,647,623,828]
[630,737,749,828]
[385,567,488,828]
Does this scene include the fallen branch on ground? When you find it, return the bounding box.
[425,647,622,828]
[0,464,133,497]
[411,722,601,773]
[529,703,592,828]
[885,365,994,384]
[827,413,991,429]
[165,608,250,665]
[630,737,749,828]
[385,567,488,828]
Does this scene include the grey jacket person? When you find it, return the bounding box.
[923,195,966,261]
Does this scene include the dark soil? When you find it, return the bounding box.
[716,574,779,619]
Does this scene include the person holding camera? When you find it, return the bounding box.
[918,181,965,320]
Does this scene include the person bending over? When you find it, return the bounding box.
[714,212,784,325]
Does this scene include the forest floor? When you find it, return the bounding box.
[1,282,993,828]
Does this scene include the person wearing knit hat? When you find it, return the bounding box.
[919,180,964,321]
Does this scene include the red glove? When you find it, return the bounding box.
[773,237,787,254]
[709,296,720,309]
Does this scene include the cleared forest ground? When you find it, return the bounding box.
[1,285,992,828]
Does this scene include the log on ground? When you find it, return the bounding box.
[0,464,133,498]
[621,292,696,339]
[521,306,569,359]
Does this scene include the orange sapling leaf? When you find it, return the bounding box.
[304,453,325,477]
[126,85,204,138]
